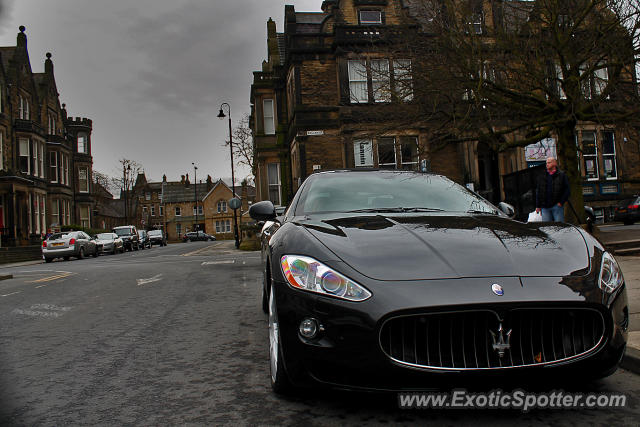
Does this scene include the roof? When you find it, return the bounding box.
[295,12,328,25]
[161,181,210,203]
[97,198,125,218]
[0,47,16,73]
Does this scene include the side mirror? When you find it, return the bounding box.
[498,202,516,218]
[249,200,277,222]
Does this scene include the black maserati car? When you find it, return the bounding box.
[249,170,628,393]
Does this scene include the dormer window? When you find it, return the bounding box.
[359,10,382,25]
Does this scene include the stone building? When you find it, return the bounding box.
[250,0,640,221]
[0,26,95,247]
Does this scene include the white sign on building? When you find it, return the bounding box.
[525,137,557,162]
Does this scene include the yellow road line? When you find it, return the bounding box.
[27,272,73,283]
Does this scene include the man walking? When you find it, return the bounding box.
[535,157,571,222]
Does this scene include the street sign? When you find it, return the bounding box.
[229,197,241,210]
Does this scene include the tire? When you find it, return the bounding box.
[63,256,70,261]
[93,248,98,258]
[268,285,293,394]
[45,257,53,263]
[78,247,84,260]
[623,220,634,225]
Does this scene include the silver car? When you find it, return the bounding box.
[95,232,124,255]
[42,231,98,262]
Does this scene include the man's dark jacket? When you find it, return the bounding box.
[535,169,570,209]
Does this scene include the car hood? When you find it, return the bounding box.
[300,214,590,280]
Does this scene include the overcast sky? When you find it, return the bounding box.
[0,0,319,187]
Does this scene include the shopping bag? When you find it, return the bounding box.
[528,210,542,222]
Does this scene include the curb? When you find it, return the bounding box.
[0,274,13,281]
[621,346,640,375]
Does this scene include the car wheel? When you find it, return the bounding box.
[268,285,292,394]
[93,248,98,258]
[78,247,85,260]
[623,220,634,225]
[45,257,53,263]
[63,256,70,261]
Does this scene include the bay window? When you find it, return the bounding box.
[79,167,89,192]
[19,138,30,174]
[50,152,58,183]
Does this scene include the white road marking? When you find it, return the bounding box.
[1,291,21,297]
[201,260,235,265]
[137,274,163,286]
[12,304,72,318]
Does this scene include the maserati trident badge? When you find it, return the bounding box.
[491,283,504,296]
[490,323,512,358]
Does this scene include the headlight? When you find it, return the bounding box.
[280,255,371,301]
[599,252,624,294]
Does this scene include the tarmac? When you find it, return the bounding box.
[1,244,639,376]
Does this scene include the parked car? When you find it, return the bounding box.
[113,225,139,251]
[95,232,124,255]
[183,231,216,242]
[614,196,640,225]
[137,230,151,249]
[42,231,98,262]
[250,169,628,393]
[148,229,167,247]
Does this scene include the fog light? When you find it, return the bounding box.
[299,318,319,338]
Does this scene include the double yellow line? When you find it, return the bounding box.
[26,272,73,283]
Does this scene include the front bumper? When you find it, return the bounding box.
[274,276,628,391]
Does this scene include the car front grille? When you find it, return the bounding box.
[379,308,605,370]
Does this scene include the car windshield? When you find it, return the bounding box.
[296,171,498,215]
[148,230,162,236]
[97,233,114,240]
[114,228,132,236]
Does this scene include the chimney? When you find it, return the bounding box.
[206,175,213,190]
[185,173,190,187]
[163,174,167,182]
[181,175,185,184]
[45,52,54,75]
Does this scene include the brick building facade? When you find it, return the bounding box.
[250,0,640,221]
[0,26,95,246]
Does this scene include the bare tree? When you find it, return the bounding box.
[116,158,143,223]
[374,0,640,222]
[225,114,255,181]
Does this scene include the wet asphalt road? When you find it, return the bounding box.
[0,241,638,425]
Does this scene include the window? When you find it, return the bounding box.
[267,163,281,206]
[34,194,40,234]
[215,220,231,233]
[80,205,90,228]
[393,60,413,101]
[142,206,148,216]
[34,141,39,177]
[79,167,89,192]
[467,13,483,35]
[400,137,419,170]
[354,139,374,167]
[27,194,32,234]
[51,199,59,225]
[175,206,181,216]
[60,200,66,226]
[159,205,164,216]
[77,133,87,154]
[39,142,44,178]
[377,138,396,169]
[602,131,617,179]
[176,223,182,236]
[40,196,46,234]
[19,138,30,174]
[582,131,598,180]
[66,201,70,225]
[371,59,390,102]
[263,99,275,135]
[217,200,227,213]
[18,95,29,120]
[193,205,203,216]
[145,192,151,201]
[348,60,368,103]
[0,132,3,171]
[151,205,155,216]
[593,64,608,97]
[555,64,566,99]
[50,152,58,183]
[359,10,382,25]
[48,114,56,135]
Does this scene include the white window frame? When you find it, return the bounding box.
[582,131,599,181]
[19,138,30,174]
[371,59,390,103]
[19,95,30,120]
[175,206,181,216]
[377,137,397,169]
[50,151,58,183]
[64,155,70,185]
[78,167,89,193]
[359,10,382,25]
[145,192,151,201]
[193,205,203,216]
[217,200,227,213]
[263,99,275,135]
[51,199,59,226]
[77,134,87,154]
[267,163,282,206]
[348,60,368,103]
[353,139,373,167]
[34,194,40,235]
[393,59,413,101]
[593,63,609,97]
[399,136,419,170]
[39,142,44,178]
[80,205,90,228]
[176,223,182,236]
[48,114,56,135]
[602,131,617,180]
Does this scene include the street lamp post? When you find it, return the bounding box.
[217,102,240,249]
[123,163,131,224]
[192,162,198,231]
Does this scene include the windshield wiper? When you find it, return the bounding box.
[467,209,498,215]
[347,207,444,213]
